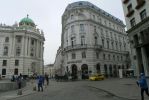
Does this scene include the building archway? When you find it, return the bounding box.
[104,64,108,77]
[71,64,78,79]
[109,65,112,77]
[81,64,88,79]
[113,65,117,77]
[96,63,101,74]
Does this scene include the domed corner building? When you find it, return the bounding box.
[0,15,45,78]
[54,1,130,80]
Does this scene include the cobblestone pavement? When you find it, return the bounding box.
[8,78,140,100]
[0,78,149,100]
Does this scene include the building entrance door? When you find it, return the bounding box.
[81,64,88,79]
[71,64,77,79]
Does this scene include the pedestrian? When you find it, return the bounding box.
[37,75,44,92]
[17,76,22,89]
[137,73,149,100]
[45,73,49,86]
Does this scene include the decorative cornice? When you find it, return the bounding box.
[127,16,149,33]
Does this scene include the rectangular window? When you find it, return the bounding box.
[15,60,19,66]
[16,36,22,43]
[82,52,86,58]
[81,36,85,45]
[127,4,133,12]
[103,54,106,60]
[71,25,74,33]
[2,60,7,66]
[130,18,136,27]
[80,24,84,32]
[96,52,99,59]
[140,9,147,20]
[72,53,76,59]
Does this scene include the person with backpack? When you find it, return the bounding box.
[137,73,149,100]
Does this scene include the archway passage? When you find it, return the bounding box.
[104,64,108,77]
[81,64,88,79]
[96,63,101,74]
[71,64,78,79]
[109,65,112,77]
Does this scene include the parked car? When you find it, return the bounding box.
[89,74,104,81]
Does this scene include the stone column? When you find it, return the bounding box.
[11,35,16,56]
[141,47,149,76]
[24,36,28,56]
[28,37,31,57]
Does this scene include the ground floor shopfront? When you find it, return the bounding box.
[63,62,130,80]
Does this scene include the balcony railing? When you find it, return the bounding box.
[64,44,102,52]
[135,0,146,10]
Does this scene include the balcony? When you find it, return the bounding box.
[64,44,102,52]
[126,10,134,17]
[123,0,129,4]
[135,0,146,10]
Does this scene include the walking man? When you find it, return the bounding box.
[137,73,149,100]
[45,73,49,86]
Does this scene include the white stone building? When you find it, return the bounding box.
[121,0,149,76]
[54,1,130,79]
[0,15,45,78]
[44,64,55,78]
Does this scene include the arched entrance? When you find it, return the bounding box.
[104,64,108,77]
[109,65,112,77]
[96,63,101,74]
[71,64,78,79]
[81,64,88,79]
[113,65,117,77]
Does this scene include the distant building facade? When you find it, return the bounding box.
[121,0,149,76]
[0,16,45,78]
[54,1,130,79]
[44,64,55,78]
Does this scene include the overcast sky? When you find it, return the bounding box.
[0,0,126,65]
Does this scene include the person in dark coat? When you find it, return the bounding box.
[37,75,44,92]
[137,73,149,100]
[17,76,22,89]
[45,73,49,85]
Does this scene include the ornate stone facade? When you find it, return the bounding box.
[0,16,45,78]
[121,0,149,76]
[54,1,130,79]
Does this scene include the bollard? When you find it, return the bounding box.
[33,86,36,91]
[17,89,22,95]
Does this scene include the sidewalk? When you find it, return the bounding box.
[88,78,149,100]
[0,82,36,100]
